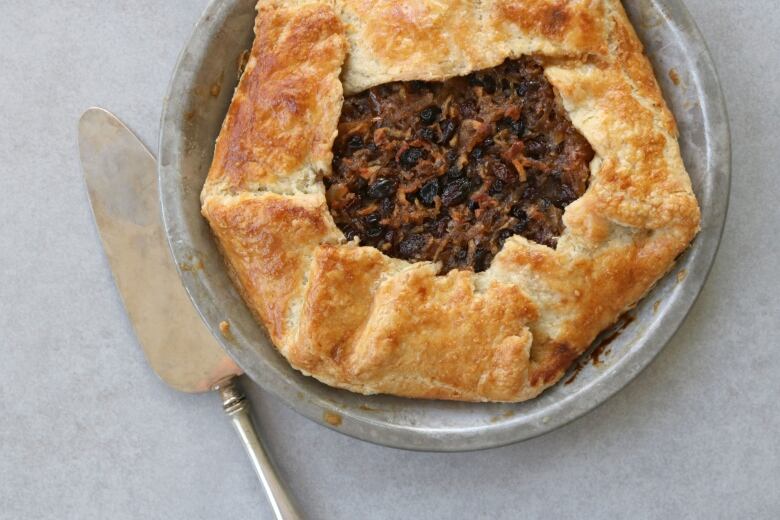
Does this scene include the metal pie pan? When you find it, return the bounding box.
[159,0,730,451]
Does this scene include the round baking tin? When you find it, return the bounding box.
[159,0,730,451]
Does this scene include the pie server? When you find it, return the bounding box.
[78,107,299,520]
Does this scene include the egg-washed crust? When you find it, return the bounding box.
[201,0,701,402]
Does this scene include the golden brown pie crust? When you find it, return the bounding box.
[201,0,701,402]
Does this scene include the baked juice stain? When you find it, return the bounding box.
[593,314,636,365]
[565,314,635,384]
[209,70,225,98]
[564,362,584,385]
[323,411,342,427]
[236,49,251,79]
[590,333,616,366]
[490,409,517,423]
[179,258,204,272]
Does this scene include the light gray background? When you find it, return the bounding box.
[1,1,777,518]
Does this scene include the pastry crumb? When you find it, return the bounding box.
[323,411,342,427]
[668,68,681,86]
[219,320,234,341]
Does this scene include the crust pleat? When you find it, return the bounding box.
[201,0,700,402]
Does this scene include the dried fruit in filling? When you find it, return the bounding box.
[326,57,594,273]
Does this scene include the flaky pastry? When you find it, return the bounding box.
[201,0,700,402]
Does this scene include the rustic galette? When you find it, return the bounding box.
[201,0,701,402]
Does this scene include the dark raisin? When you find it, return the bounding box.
[513,209,529,232]
[381,197,395,216]
[482,76,496,94]
[492,161,510,181]
[459,99,477,118]
[367,178,396,199]
[439,119,457,143]
[419,127,437,142]
[489,179,505,195]
[363,212,381,226]
[446,164,465,180]
[433,217,450,237]
[441,178,471,207]
[497,117,513,130]
[501,78,510,92]
[511,118,525,136]
[482,138,494,148]
[473,247,490,271]
[468,75,483,87]
[467,199,479,211]
[351,177,367,192]
[515,79,539,97]
[446,149,459,164]
[424,218,438,233]
[419,179,439,207]
[343,227,358,241]
[470,175,483,189]
[470,147,484,160]
[556,185,578,206]
[398,234,427,257]
[365,226,384,239]
[399,147,424,168]
[419,106,441,125]
[510,204,527,220]
[513,221,528,233]
[525,138,547,159]
[498,228,514,246]
[347,135,363,150]
[367,142,379,154]
[410,80,426,92]
[455,249,468,262]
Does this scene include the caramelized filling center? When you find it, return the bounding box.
[326,57,594,273]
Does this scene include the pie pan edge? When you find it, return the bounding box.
[159,0,730,450]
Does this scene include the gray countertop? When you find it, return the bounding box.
[1,1,778,518]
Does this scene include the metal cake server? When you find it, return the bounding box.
[79,107,299,520]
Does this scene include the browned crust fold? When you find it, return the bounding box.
[201,0,701,402]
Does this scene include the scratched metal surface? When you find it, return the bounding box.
[158,0,730,451]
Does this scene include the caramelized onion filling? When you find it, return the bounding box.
[327,57,594,273]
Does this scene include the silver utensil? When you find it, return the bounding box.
[79,107,300,519]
